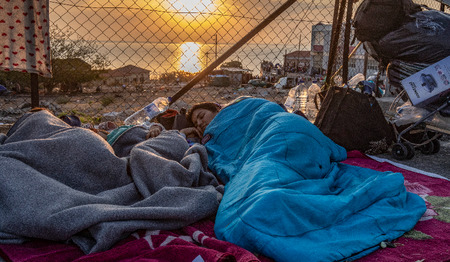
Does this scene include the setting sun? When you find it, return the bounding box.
[167,0,217,14]
[179,42,202,73]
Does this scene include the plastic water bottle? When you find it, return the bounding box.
[296,80,308,113]
[306,80,321,120]
[284,85,298,113]
[124,97,170,126]
[284,80,307,113]
[347,73,365,89]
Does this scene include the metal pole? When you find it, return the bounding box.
[169,0,297,104]
[215,34,218,61]
[30,73,39,108]
[363,51,368,77]
[329,41,362,81]
[297,34,301,72]
[342,0,353,83]
[324,0,347,89]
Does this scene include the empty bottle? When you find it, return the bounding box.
[296,80,308,113]
[284,80,308,113]
[347,73,365,89]
[124,97,170,127]
[306,80,321,120]
[284,86,298,113]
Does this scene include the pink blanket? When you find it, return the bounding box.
[0,219,269,262]
[1,151,449,262]
[344,151,450,262]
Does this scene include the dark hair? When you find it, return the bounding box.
[186,102,221,123]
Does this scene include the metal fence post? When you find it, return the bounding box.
[30,73,39,108]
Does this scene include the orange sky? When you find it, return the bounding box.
[50,0,336,45]
[48,0,337,72]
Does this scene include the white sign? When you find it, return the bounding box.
[401,56,450,106]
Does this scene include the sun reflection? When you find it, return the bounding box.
[179,42,202,73]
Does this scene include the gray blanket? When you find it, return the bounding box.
[0,110,223,254]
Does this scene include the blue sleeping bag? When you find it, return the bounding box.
[204,97,426,262]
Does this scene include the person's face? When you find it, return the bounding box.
[191,108,218,134]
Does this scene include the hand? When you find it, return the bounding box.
[180,127,202,139]
[146,125,163,139]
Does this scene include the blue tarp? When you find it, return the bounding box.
[204,97,426,262]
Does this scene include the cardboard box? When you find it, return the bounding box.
[401,56,450,106]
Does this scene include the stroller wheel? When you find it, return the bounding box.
[392,143,409,160]
[420,141,435,155]
[405,143,415,159]
[432,139,440,154]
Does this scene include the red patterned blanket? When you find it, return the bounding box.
[0,151,448,262]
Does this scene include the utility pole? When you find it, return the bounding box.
[297,33,301,72]
[214,33,218,60]
[205,52,210,66]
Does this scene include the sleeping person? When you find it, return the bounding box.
[0,108,223,254]
[186,96,426,262]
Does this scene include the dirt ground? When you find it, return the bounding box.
[0,84,289,124]
[375,139,450,179]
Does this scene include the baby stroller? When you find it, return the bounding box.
[390,93,450,160]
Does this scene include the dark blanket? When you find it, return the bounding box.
[0,110,223,254]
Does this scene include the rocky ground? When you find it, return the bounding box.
[1,86,449,178]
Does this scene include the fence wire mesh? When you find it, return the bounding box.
[1,0,449,127]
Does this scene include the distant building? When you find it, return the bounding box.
[102,65,150,86]
[310,23,333,75]
[212,67,253,86]
[348,45,380,79]
[222,67,252,86]
[311,22,380,79]
[283,50,311,74]
[265,23,381,82]
[260,61,282,82]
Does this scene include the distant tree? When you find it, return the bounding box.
[221,61,243,69]
[0,71,30,93]
[52,58,98,93]
[40,25,111,93]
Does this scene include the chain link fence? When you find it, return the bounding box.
[1,0,448,128]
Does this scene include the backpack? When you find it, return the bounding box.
[353,0,422,42]
[314,86,395,153]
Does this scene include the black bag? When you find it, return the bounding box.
[155,109,178,130]
[353,0,422,42]
[172,108,194,130]
[376,10,450,64]
[314,86,395,152]
[386,59,430,99]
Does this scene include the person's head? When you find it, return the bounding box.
[187,102,221,134]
